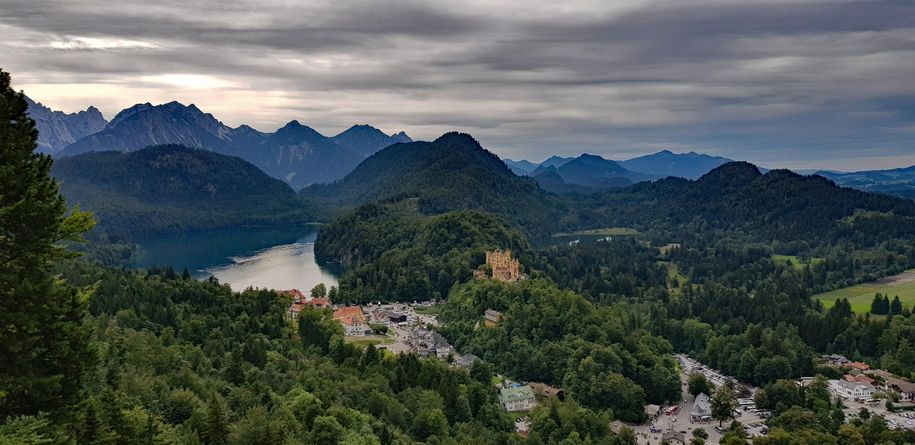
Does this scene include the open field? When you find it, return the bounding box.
[814,269,915,313]
[773,254,824,270]
[344,335,395,348]
[552,227,639,237]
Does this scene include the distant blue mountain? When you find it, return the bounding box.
[531,153,656,193]
[619,149,733,179]
[332,124,412,157]
[503,159,539,175]
[539,155,574,169]
[817,166,915,200]
[506,150,731,181]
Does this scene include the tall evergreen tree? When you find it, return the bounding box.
[0,69,94,419]
[202,398,228,445]
[890,296,903,315]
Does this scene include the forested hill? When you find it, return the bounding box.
[302,132,566,236]
[586,161,915,244]
[52,145,314,237]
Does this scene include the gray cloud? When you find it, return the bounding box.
[1,0,914,169]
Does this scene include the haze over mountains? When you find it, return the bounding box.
[530,155,657,193]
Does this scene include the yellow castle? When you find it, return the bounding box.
[477,249,522,283]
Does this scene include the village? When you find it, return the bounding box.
[282,250,915,443]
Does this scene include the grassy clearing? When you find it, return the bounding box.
[814,269,915,313]
[552,227,639,237]
[773,254,824,271]
[344,335,395,348]
[659,261,689,296]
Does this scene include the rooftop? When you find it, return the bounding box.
[333,306,366,325]
[500,385,535,402]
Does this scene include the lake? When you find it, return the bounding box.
[131,226,340,292]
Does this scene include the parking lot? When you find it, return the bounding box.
[631,382,766,443]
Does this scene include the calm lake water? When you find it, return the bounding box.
[131,226,340,292]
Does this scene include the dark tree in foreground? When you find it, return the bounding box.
[711,386,738,427]
[0,68,94,419]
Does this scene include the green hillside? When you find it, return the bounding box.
[53,144,315,237]
[302,132,567,237]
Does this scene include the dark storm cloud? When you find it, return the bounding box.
[1,0,914,169]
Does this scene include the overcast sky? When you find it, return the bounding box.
[2,0,914,170]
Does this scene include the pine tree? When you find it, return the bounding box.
[890,296,903,315]
[202,398,228,445]
[871,294,883,314]
[0,69,95,419]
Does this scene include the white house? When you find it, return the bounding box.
[829,379,876,400]
[500,385,538,412]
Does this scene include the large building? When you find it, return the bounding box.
[480,249,522,282]
[689,393,712,421]
[500,385,538,412]
[829,379,876,400]
[333,306,373,336]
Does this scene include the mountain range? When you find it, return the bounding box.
[29,99,410,188]
[506,149,733,186]
[24,95,107,154]
[529,154,657,193]
[25,96,915,202]
[619,149,733,179]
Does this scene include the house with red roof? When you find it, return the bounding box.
[281,289,306,303]
[847,361,871,372]
[333,306,366,325]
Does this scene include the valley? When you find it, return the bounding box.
[7,68,915,445]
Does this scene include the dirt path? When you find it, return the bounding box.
[876,270,915,286]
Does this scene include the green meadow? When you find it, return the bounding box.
[814,270,915,313]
